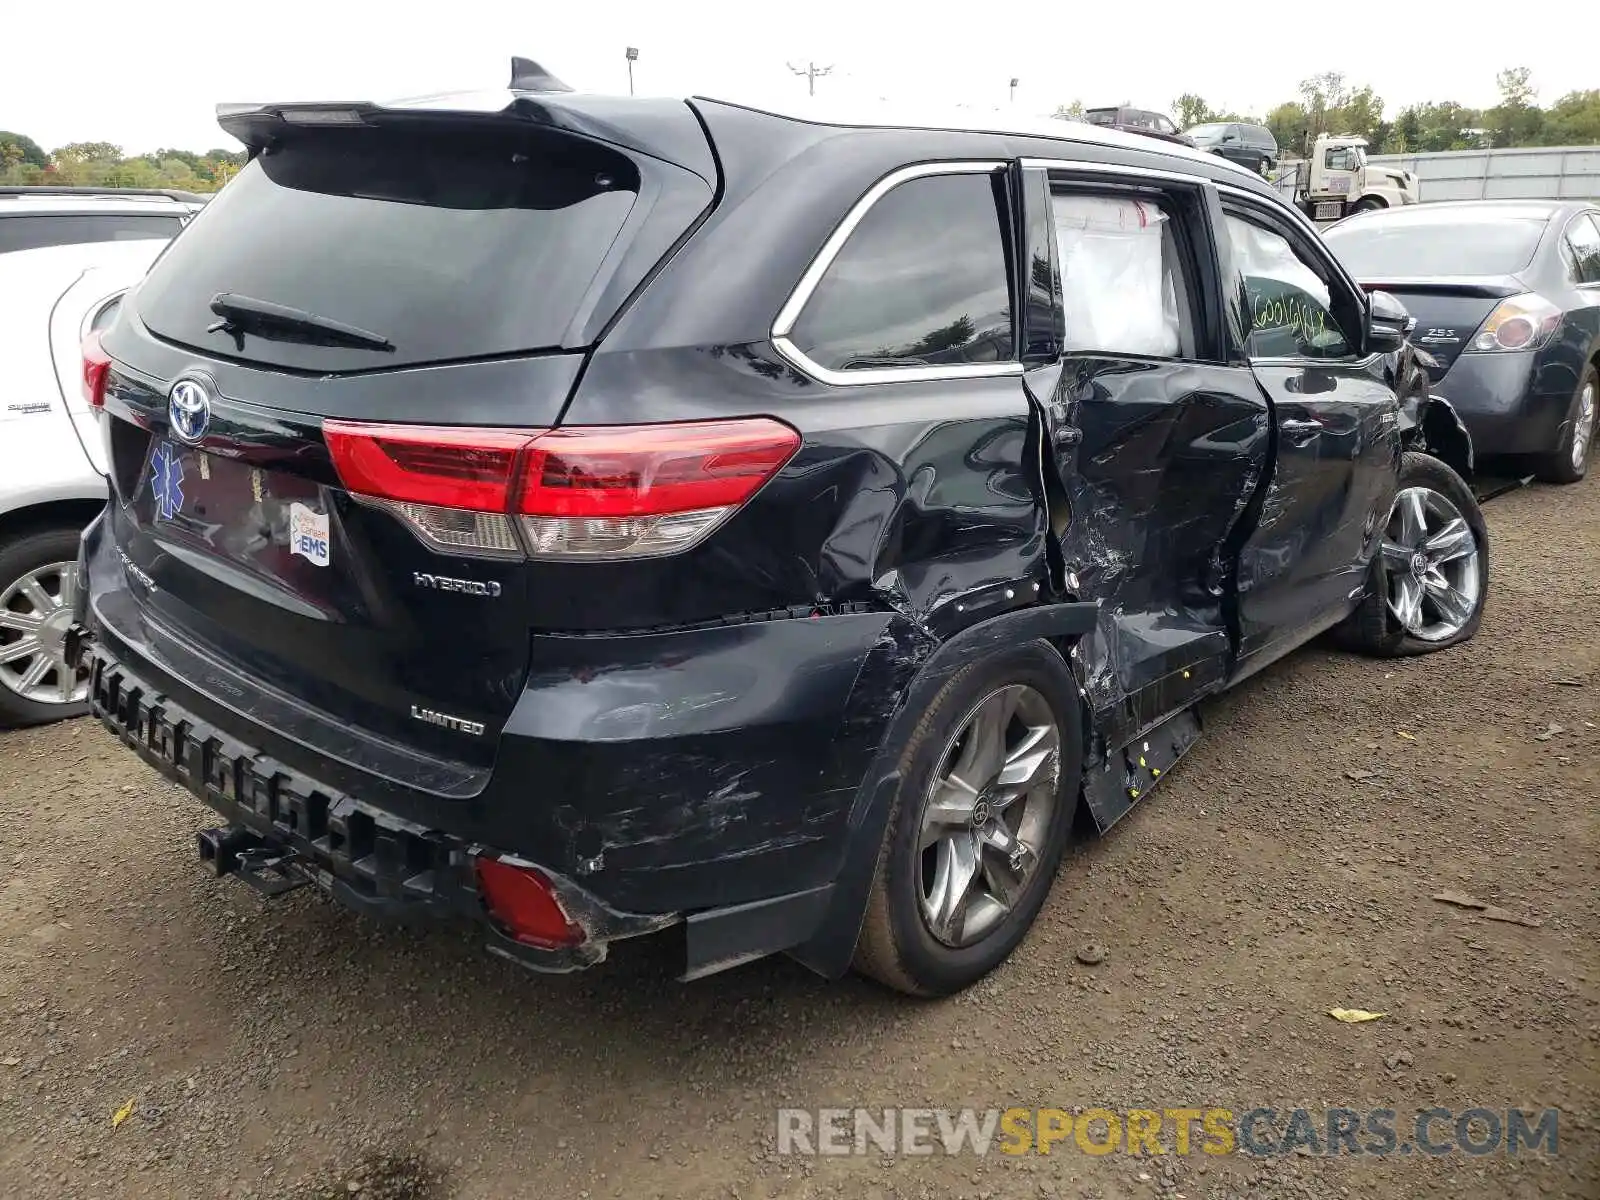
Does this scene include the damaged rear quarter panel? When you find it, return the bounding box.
[519,343,1050,912]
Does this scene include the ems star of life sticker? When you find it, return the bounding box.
[149,442,185,521]
[289,502,331,567]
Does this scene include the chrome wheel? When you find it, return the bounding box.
[1573,380,1595,472]
[1379,488,1482,642]
[916,684,1061,948]
[0,561,88,706]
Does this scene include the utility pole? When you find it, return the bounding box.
[1009,77,1019,105]
[787,61,833,97]
[625,46,638,96]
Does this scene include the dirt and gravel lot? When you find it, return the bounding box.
[2,474,1597,1200]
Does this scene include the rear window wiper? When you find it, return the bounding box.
[207,292,395,353]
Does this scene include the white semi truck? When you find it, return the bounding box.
[1273,135,1420,222]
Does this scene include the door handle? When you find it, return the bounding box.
[1280,418,1322,443]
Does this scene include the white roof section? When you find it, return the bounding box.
[0,239,169,293]
[0,193,199,216]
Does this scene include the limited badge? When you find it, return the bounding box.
[149,442,185,521]
[288,502,331,568]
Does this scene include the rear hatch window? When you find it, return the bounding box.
[95,114,712,779]
[133,126,640,372]
[1325,216,1545,278]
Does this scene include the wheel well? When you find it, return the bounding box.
[0,499,104,547]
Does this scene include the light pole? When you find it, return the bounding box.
[787,61,834,97]
[1009,77,1019,105]
[625,46,638,96]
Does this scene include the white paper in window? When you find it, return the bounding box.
[1051,194,1180,358]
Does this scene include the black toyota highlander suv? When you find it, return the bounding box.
[76,59,1487,996]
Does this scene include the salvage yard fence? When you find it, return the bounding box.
[1365,145,1600,203]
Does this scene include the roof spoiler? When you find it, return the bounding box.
[213,58,717,183]
[218,57,574,148]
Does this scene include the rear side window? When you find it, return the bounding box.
[1566,213,1600,284]
[132,127,640,371]
[0,214,182,254]
[786,173,1014,373]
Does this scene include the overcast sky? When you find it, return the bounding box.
[5,0,1594,153]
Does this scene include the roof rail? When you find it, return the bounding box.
[0,186,210,204]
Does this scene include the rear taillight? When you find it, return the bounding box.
[1467,294,1563,353]
[81,331,111,410]
[474,856,583,950]
[323,417,800,560]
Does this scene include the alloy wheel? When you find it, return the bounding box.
[0,561,88,706]
[1379,488,1482,642]
[916,684,1061,948]
[1573,380,1596,472]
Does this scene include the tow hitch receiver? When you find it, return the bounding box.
[196,826,310,897]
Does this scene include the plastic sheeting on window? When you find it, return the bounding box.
[1051,194,1181,359]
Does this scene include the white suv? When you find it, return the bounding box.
[0,238,170,725]
[0,186,202,255]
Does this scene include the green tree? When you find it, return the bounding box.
[1051,101,1084,121]
[1395,102,1482,152]
[1173,93,1215,129]
[1334,85,1385,143]
[1486,67,1543,148]
[1266,102,1311,157]
[1540,90,1600,146]
[53,141,123,165]
[0,131,49,169]
[1297,72,1351,138]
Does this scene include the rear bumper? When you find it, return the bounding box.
[87,642,673,972]
[76,509,914,973]
[1435,352,1569,457]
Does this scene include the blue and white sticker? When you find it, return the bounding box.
[149,442,185,521]
[288,502,331,568]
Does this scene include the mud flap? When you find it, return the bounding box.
[1081,706,1203,833]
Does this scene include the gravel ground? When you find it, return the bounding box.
[1,474,1596,1200]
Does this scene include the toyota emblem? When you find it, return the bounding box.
[167,375,214,444]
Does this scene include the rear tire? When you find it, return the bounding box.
[852,641,1083,997]
[1532,364,1596,484]
[0,525,91,728]
[1335,452,1488,658]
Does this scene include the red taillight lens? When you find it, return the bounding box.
[322,420,533,511]
[324,417,800,560]
[81,330,111,409]
[518,420,802,517]
[474,856,584,950]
